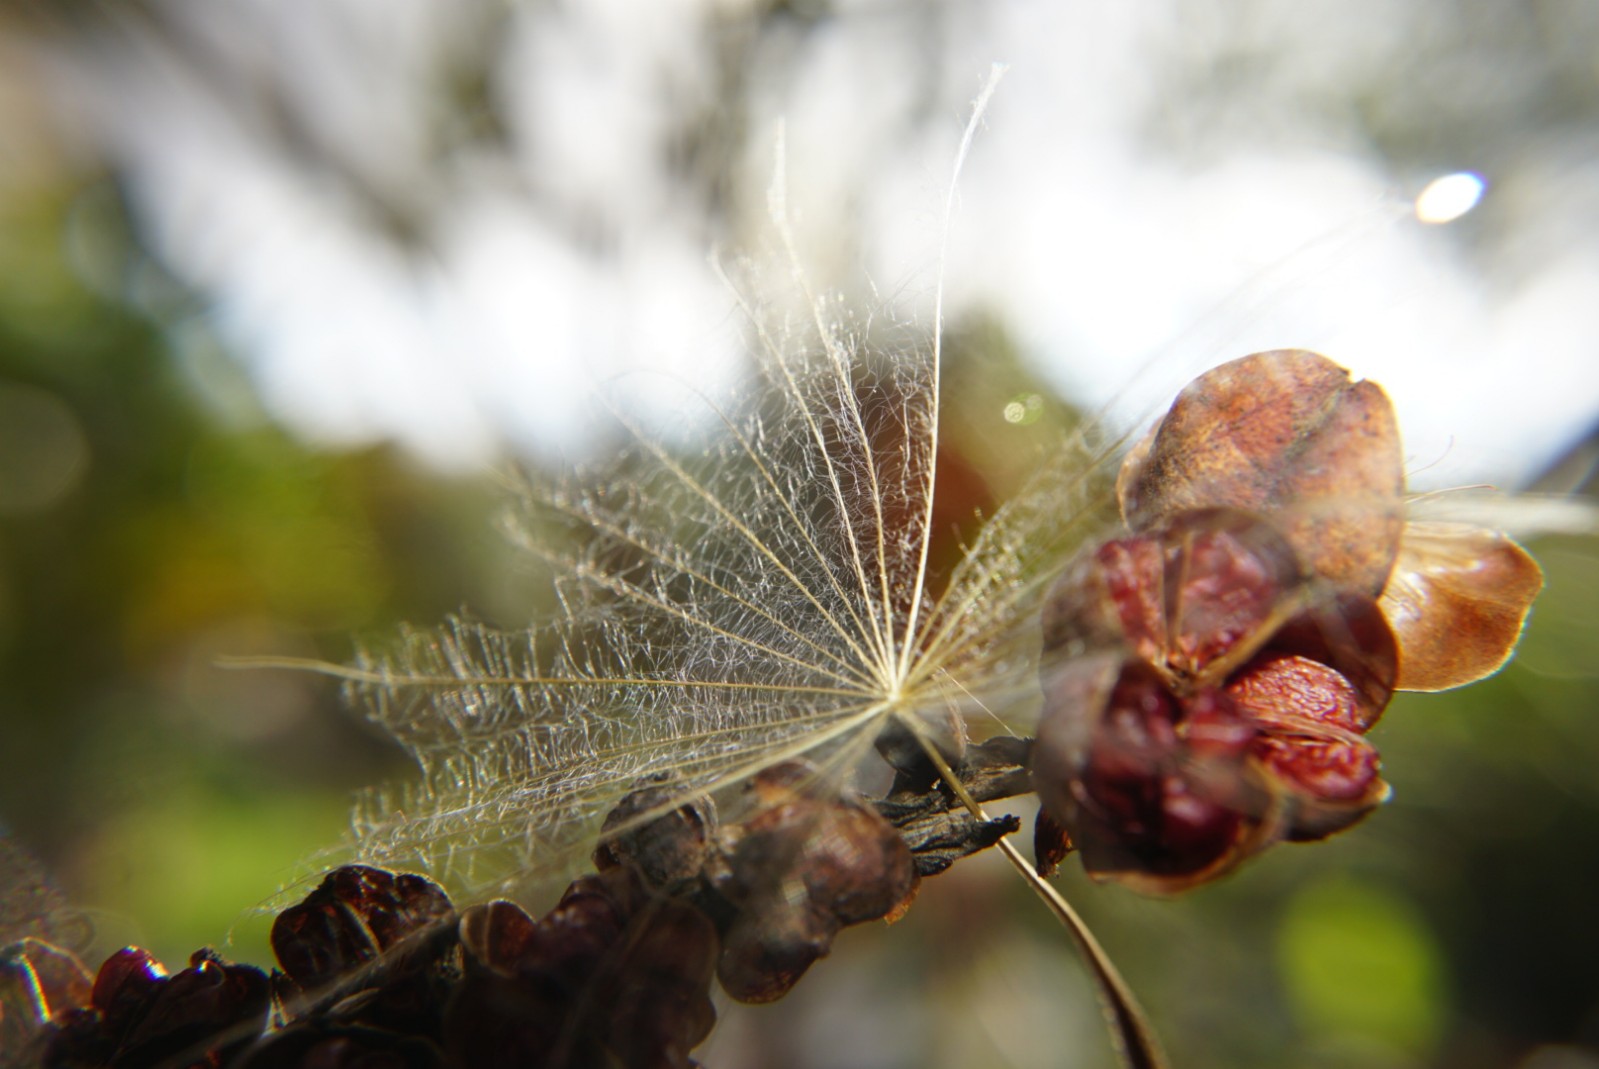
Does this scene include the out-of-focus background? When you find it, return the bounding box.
[1,2,1597,1068]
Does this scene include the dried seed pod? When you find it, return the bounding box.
[1229,590,1398,839]
[86,947,168,1038]
[45,947,270,1069]
[593,782,717,891]
[1044,509,1306,694]
[455,900,542,978]
[520,873,635,983]
[1029,348,1536,894]
[714,902,837,1006]
[1035,654,1271,892]
[1227,665,1386,841]
[709,762,915,1002]
[600,899,718,1069]
[1031,808,1075,880]
[1258,589,1399,722]
[447,867,717,1069]
[271,866,454,996]
[1118,349,1404,595]
[1228,588,1394,837]
[1035,509,1401,891]
[1117,350,1542,694]
[446,899,566,1068]
[269,866,457,1047]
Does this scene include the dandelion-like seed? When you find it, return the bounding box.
[338,72,1055,894]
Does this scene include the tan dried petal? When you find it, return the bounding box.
[1118,349,1404,594]
[1378,522,1544,691]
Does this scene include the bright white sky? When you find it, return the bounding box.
[49,0,1599,490]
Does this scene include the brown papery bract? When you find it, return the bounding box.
[1116,348,1541,693]
[1380,522,1544,691]
[1117,349,1405,595]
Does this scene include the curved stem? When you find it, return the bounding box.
[915,735,1171,1069]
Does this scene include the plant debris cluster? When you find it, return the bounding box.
[0,350,1544,1069]
[7,750,1028,1068]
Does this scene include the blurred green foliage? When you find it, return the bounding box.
[0,175,527,967]
[1278,876,1445,1057]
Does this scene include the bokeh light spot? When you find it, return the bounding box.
[1003,393,1044,426]
[1415,172,1486,224]
[0,381,89,516]
[1278,876,1446,1055]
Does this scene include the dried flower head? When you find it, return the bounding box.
[1033,350,1542,893]
[329,84,1110,907]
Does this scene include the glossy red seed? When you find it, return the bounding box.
[90,946,168,1028]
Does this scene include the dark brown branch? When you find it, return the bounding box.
[875,735,1033,877]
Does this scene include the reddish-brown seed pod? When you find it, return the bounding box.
[447,867,717,1069]
[708,762,915,1003]
[524,873,636,983]
[446,899,567,1068]
[1034,653,1272,892]
[714,903,837,1006]
[1044,509,1306,695]
[87,947,168,1035]
[1117,350,1544,696]
[721,763,917,928]
[44,947,271,1069]
[1031,808,1075,880]
[593,783,717,891]
[1041,533,1166,665]
[271,866,454,996]
[601,899,719,1069]
[1031,348,1550,894]
[1257,590,1399,722]
[1156,509,1308,681]
[1226,652,1389,841]
[456,900,543,979]
[1034,508,1403,892]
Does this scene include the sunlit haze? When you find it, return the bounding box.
[29,2,1599,490]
